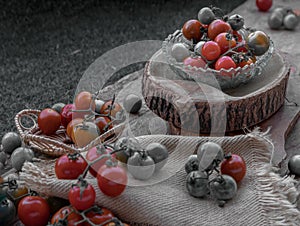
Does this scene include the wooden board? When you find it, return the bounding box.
[142,50,290,134]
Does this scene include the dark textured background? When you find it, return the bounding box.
[0,0,246,138]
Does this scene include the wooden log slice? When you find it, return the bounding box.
[142,50,290,134]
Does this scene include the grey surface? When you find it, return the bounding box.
[0,0,246,138]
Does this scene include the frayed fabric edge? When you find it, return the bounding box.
[248,127,300,226]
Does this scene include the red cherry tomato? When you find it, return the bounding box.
[100,101,122,118]
[51,206,84,226]
[182,19,203,42]
[97,165,127,197]
[232,30,244,43]
[38,108,61,135]
[94,116,112,134]
[55,154,88,179]
[215,56,237,71]
[18,196,50,226]
[83,207,114,225]
[69,183,96,211]
[183,56,206,68]
[220,154,246,183]
[60,104,76,128]
[60,104,87,129]
[214,32,237,54]
[202,41,221,61]
[75,91,95,111]
[208,19,232,40]
[86,146,116,177]
[256,0,272,12]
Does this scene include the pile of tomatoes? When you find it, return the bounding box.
[185,142,246,207]
[38,91,123,148]
[113,137,169,180]
[171,7,270,74]
[0,177,129,225]
[268,6,299,30]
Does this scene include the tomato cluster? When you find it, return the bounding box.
[0,178,129,225]
[268,7,299,30]
[37,91,123,148]
[113,137,169,180]
[171,7,271,75]
[185,142,246,207]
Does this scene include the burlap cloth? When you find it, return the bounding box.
[20,131,300,226]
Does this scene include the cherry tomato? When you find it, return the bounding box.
[232,30,244,43]
[214,32,237,54]
[18,196,50,226]
[38,108,61,135]
[61,104,76,128]
[238,57,254,68]
[182,19,202,42]
[220,154,246,183]
[55,154,88,179]
[94,116,112,134]
[100,100,122,118]
[86,146,116,177]
[246,31,270,56]
[0,197,16,225]
[73,122,100,148]
[66,118,84,141]
[183,56,206,68]
[215,56,237,72]
[208,19,232,40]
[61,104,87,128]
[209,175,237,201]
[69,183,96,211]
[97,165,127,197]
[256,0,272,12]
[9,185,29,207]
[201,41,221,61]
[83,207,114,226]
[198,7,215,25]
[51,206,84,226]
[75,91,95,111]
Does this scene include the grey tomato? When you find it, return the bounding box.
[194,41,205,56]
[123,94,142,114]
[0,197,16,225]
[197,142,224,172]
[273,7,292,18]
[114,137,139,163]
[247,31,270,56]
[209,175,237,201]
[11,147,34,171]
[146,143,169,171]
[127,152,155,180]
[198,7,215,25]
[268,11,284,29]
[186,171,209,198]
[283,13,299,30]
[288,155,300,176]
[227,14,244,31]
[95,99,105,114]
[185,155,199,174]
[0,152,7,165]
[1,132,22,154]
[171,43,190,62]
[51,102,65,114]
